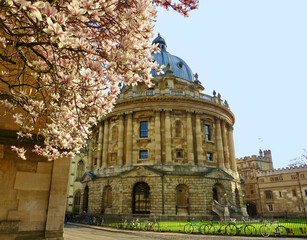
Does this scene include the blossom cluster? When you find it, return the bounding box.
[0,0,198,160]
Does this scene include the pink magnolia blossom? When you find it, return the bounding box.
[0,0,198,160]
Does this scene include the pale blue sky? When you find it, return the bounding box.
[154,0,307,168]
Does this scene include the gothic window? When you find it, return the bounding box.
[175,120,182,138]
[77,160,84,179]
[133,182,150,214]
[139,150,148,159]
[74,191,81,206]
[205,124,211,141]
[103,185,112,210]
[111,126,117,142]
[265,190,273,200]
[140,121,148,138]
[83,186,89,213]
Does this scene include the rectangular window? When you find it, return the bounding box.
[279,191,282,198]
[292,190,297,197]
[265,191,273,199]
[301,174,305,179]
[205,124,211,141]
[251,190,254,194]
[140,121,148,138]
[176,149,183,158]
[207,152,213,161]
[305,189,307,196]
[268,204,273,211]
[291,175,297,180]
[139,150,148,159]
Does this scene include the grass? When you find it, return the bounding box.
[109,219,307,236]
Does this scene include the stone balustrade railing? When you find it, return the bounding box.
[118,89,229,108]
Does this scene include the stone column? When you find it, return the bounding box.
[96,124,103,168]
[154,109,162,164]
[186,111,194,164]
[195,113,204,165]
[221,121,230,169]
[228,126,237,171]
[102,120,109,167]
[126,112,133,165]
[164,109,172,163]
[87,139,93,171]
[117,115,124,165]
[215,118,224,168]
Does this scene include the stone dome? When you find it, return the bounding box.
[152,34,194,82]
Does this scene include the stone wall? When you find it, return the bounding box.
[0,126,70,239]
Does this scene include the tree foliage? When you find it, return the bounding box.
[0,0,198,160]
[288,149,307,167]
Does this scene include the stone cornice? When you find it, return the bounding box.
[109,96,235,125]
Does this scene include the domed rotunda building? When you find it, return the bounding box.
[81,35,246,220]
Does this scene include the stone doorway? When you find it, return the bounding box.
[176,184,189,215]
[212,183,226,204]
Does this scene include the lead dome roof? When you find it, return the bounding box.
[151,34,194,82]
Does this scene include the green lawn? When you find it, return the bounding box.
[110,219,307,237]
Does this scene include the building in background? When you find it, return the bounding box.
[66,149,89,213]
[80,35,247,220]
[237,150,307,218]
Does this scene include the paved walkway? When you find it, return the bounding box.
[64,223,304,240]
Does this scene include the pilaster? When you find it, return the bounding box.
[215,118,224,168]
[102,120,109,167]
[117,114,124,165]
[97,124,103,168]
[186,111,194,164]
[154,109,162,164]
[195,112,204,165]
[221,121,230,169]
[126,112,133,165]
[228,126,237,171]
[164,109,172,163]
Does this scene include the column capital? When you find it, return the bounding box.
[186,109,194,114]
[195,111,204,115]
[153,108,163,112]
[163,108,172,112]
[116,113,124,118]
[125,111,133,116]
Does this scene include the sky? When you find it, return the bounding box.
[153,0,307,169]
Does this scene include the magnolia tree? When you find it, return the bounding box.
[0,0,198,160]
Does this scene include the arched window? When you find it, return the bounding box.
[133,182,150,214]
[175,120,182,138]
[74,191,81,206]
[73,191,81,213]
[83,186,89,213]
[235,188,240,206]
[111,126,117,142]
[77,160,84,179]
[102,185,112,213]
